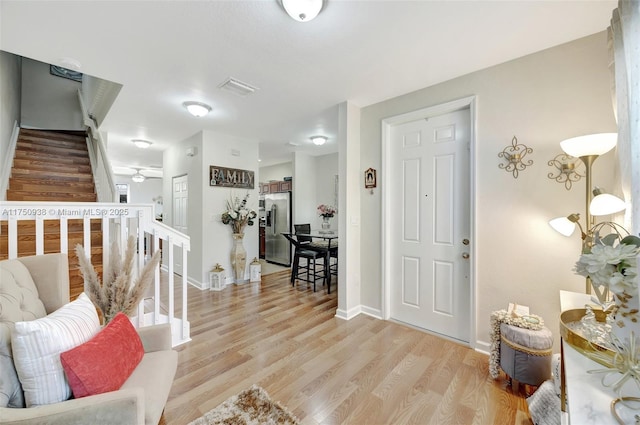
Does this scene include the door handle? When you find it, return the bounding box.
[462,252,470,259]
[270,205,277,235]
[462,238,469,245]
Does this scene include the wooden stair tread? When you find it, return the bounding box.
[16,141,89,157]
[19,129,88,144]
[9,179,96,193]
[7,191,97,202]
[12,159,92,174]
[10,168,94,182]
[14,149,91,165]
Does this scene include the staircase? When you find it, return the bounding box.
[1,128,101,299]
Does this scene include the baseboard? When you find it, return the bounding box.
[475,340,491,356]
[335,305,362,320]
[159,264,203,290]
[360,305,383,319]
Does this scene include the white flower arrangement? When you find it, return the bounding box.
[575,234,640,297]
[221,193,257,234]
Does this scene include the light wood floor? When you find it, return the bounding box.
[163,271,533,425]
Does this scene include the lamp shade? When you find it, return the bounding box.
[549,217,576,237]
[282,0,323,22]
[590,193,626,216]
[559,133,617,158]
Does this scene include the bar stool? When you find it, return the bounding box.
[282,234,326,291]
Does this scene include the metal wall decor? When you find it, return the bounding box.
[547,153,585,190]
[498,136,533,179]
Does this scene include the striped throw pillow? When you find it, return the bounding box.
[11,293,100,407]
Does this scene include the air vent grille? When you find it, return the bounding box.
[218,77,258,96]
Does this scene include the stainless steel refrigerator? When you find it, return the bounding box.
[265,192,292,266]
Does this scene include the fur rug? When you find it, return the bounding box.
[188,385,299,425]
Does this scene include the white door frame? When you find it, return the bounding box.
[381,95,477,348]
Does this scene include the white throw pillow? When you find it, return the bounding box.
[11,293,100,407]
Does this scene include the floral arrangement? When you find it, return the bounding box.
[221,193,257,234]
[317,204,337,218]
[575,234,640,297]
[76,236,161,324]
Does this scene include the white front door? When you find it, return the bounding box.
[389,108,471,343]
[172,174,188,274]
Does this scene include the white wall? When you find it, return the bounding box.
[201,131,259,285]
[163,132,204,286]
[0,51,21,161]
[163,130,259,288]
[259,162,292,183]
[21,58,83,130]
[314,153,339,231]
[292,152,316,226]
[359,32,617,352]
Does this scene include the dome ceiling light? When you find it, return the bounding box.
[310,135,327,146]
[183,101,212,117]
[132,139,152,149]
[281,0,324,22]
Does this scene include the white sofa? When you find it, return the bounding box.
[0,253,178,425]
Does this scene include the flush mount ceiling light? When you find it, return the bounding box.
[310,136,327,146]
[183,101,212,117]
[281,0,324,22]
[132,139,152,149]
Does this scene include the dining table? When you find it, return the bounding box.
[282,230,339,293]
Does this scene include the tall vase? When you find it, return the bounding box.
[230,233,247,284]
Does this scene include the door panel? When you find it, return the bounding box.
[390,108,470,343]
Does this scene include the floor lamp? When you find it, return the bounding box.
[548,133,626,294]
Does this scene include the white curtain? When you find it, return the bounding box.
[609,0,640,232]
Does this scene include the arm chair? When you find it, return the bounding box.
[0,253,177,425]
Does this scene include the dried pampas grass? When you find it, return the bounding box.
[75,235,161,324]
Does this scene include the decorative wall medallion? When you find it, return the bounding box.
[498,136,533,179]
[547,153,585,190]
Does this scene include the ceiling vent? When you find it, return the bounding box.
[218,77,258,96]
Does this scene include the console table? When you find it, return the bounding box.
[560,290,640,424]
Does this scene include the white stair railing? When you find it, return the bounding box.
[77,89,117,203]
[0,201,191,346]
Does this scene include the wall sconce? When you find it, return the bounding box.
[498,136,533,178]
[547,153,585,190]
[548,133,620,294]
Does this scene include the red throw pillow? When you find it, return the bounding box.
[60,312,144,398]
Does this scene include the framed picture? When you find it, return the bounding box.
[364,168,377,189]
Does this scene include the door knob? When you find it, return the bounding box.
[462,252,470,259]
[462,238,469,245]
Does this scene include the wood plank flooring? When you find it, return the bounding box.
[163,271,533,425]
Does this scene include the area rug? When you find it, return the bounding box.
[188,385,300,425]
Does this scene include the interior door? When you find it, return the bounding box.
[389,108,471,342]
[172,174,188,274]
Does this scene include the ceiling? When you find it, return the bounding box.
[0,0,617,175]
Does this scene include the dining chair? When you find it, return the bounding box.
[294,223,313,244]
[282,233,326,292]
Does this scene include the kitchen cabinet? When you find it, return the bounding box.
[259,180,292,194]
[268,181,280,193]
[279,180,292,192]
